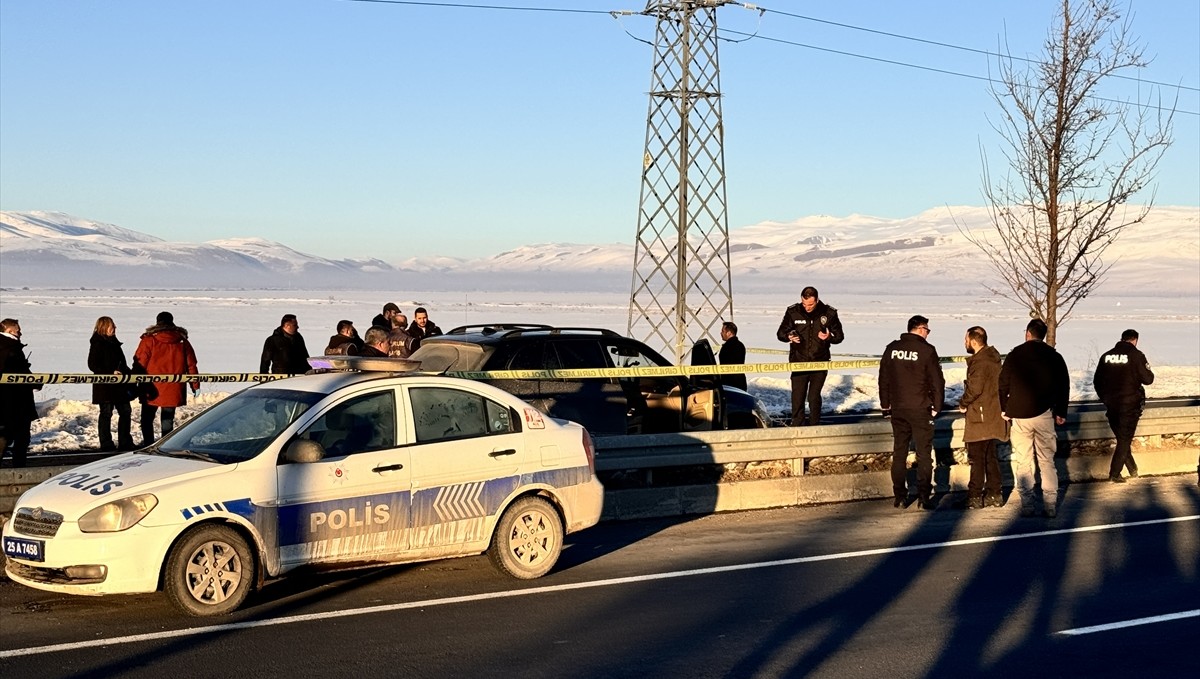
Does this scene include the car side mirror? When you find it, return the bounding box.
[282,439,325,464]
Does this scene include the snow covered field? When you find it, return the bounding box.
[3,288,1197,453]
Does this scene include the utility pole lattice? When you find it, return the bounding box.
[627,0,734,365]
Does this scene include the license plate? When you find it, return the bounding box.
[3,536,45,562]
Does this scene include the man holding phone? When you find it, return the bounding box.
[776,286,844,426]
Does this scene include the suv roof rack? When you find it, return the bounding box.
[444,324,626,340]
[497,326,623,339]
[447,323,553,336]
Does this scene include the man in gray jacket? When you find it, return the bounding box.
[957,326,1006,509]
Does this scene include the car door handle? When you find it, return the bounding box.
[372,463,404,473]
[488,449,517,458]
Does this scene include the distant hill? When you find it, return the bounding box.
[2,206,1196,295]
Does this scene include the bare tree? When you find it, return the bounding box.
[967,0,1174,346]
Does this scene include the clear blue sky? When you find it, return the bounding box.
[2,1,1196,261]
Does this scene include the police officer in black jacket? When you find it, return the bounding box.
[878,315,945,508]
[776,286,844,425]
[1093,329,1155,482]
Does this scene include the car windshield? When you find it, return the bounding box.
[157,388,324,464]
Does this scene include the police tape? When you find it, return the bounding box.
[747,347,975,363]
[444,355,972,379]
[0,355,974,385]
[0,373,294,386]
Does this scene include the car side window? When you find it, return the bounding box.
[553,340,607,374]
[604,341,662,369]
[485,398,516,434]
[410,387,518,443]
[605,340,680,395]
[302,391,396,458]
[505,342,554,371]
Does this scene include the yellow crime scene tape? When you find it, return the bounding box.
[0,373,292,386]
[0,355,972,386]
[447,354,972,380]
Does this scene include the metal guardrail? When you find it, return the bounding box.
[2,406,1197,517]
[593,405,1200,472]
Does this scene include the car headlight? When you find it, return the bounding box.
[78,494,159,533]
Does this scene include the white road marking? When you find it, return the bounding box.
[2,514,1196,659]
[1056,609,1200,636]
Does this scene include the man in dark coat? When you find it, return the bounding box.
[371,302,401,331]
[878,315,945,509]
[1093,328,1155,483]
[776,286,844,426]
[0,318,42,467]
[88,316,136,451]
[260,314,311,374]
[718,321,748,391]
[324,320,363,356]
[999,318,1070,518]
[407,307,443,340]
[956,325,1006,508]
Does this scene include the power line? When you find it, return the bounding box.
[337,0,610,14]
[335,0,1197,116]
[719,28,1198,117]
[757,5,1200,94]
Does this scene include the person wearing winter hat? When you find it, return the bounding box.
[132,311,199,445]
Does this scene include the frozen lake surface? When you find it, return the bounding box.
[1,288,1196,453]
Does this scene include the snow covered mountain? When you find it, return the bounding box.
[2,206,1196,295]
[0,211,421,289]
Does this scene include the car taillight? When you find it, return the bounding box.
[582,429,596,474]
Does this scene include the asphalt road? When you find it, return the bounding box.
[1,476,1197,678]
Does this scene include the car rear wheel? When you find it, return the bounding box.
[488,496,563,579]
[164,524,254,616]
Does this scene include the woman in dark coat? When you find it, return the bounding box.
[88,316,135,451]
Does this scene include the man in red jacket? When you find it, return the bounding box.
[133,311,200,445]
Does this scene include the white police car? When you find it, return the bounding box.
[2,366,604,616]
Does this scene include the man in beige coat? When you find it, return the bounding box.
[957,326,1007,508]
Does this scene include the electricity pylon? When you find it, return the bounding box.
[627,0,734,365]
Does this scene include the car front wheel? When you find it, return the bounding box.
[164,524,254,616]
[488,496,563,579]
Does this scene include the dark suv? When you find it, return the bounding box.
[409,324,771,436]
